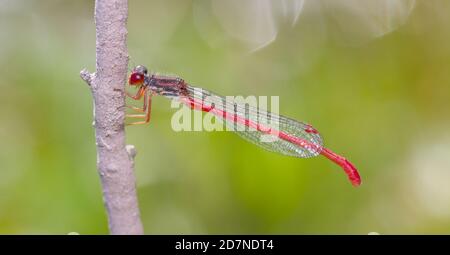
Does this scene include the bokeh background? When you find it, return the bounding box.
[1,0,449,234]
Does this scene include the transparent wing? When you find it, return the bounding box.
[183,85,323,158]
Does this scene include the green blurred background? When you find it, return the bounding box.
[1,0,449,234]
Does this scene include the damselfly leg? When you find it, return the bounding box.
[126,86,153,125]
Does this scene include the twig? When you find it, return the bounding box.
[80,0,144,235]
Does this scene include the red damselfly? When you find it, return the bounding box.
[126,65,361,186]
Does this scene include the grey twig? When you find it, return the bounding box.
[80,0,144,235]
[80,69,93,86]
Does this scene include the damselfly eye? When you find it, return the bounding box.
[134,65,148,75]
[129,72,144,85]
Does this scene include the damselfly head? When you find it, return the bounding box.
[129,65,148,86]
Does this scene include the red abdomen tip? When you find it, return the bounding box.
[343,159,361,187]
[319,148,362,187]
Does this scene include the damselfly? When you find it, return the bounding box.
[126,65,361,186]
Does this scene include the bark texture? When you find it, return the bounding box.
[80,0,144,235]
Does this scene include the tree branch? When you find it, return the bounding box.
[80,0,144,234]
